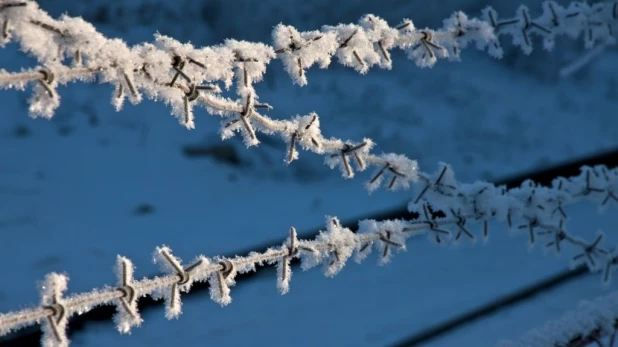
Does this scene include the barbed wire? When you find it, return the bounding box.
[498,289,618,347]
[0,1,616,194]
[0,1,617,346]
[0,163,615,346]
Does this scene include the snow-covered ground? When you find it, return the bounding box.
[0,0,617,345]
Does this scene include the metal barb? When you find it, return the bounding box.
[422,203,450,243]
[352,50,364,67]
[159,248,197,285]
[572,234,609,268]
[451,209,473,240]
[30,19,65,37]
[172,64,191,83]
[187,57,206,69]
[0,2,27,10]
[117,259,138,318]
[2,19,8,40]
[186,84,199,101]
[518,216,539,244]
[43,296,66,343]
[297,57,303,79]
[305,114,317,130]
[122,71,138,98]
[287,132,297,163]
[288,227,298,257]
[396,21,412,30]
[339,29,358,48]
[378,41,390,62]
[219,260,234,279]
[37,69,55,98]
[169,57,185,86]
[370,163,388,184]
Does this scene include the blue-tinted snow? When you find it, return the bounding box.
[0,0,617,345]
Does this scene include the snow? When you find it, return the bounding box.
[0,0,617,346]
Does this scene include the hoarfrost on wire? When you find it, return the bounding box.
[0,0,617,346]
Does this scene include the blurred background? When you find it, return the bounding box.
[0,0,617,345]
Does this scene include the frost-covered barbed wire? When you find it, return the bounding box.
[559,40,612,77]
[1,1,618,345]
[498,290,618,347]
[0,1,617,193]
[0,164,617,346]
